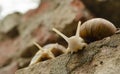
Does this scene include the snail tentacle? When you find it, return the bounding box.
[52,28,69,42]
[33,42,44,51]
[76,21,81,37]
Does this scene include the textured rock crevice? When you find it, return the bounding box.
[82,0,120,27]
[16,34,120,74]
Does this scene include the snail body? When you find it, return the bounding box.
[53,22,87,53]
[80,18,117,43]
[29,43,66,66]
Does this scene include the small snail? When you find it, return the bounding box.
[29,42,66,65]
[80,18,117,43]
[52,21,87,53]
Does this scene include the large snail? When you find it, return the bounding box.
[53,18,117,53]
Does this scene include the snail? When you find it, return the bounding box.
[52,18,117,53]
[80,18,117,43]
[29,42,66,65]
[52,21,87,53]
[30,18,117,65]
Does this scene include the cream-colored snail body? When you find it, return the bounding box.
[80,18,117,43]
[29,43,66,66]
[52,22,87,53]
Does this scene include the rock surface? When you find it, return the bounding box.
[0,0,92,74]
[19,0,91,47]
[15,34,120,74]
[0,62,18,74]
[82,0,120,27]
[0,12,22,34]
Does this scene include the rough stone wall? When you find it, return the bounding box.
[16,34,120,74]
[82,0,120,27]
[0,0,92,74]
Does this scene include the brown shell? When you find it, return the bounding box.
[80,18,117,43]
[43,44,66,57]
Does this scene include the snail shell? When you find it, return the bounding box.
[80,18,117,43]
[29,43,66,66]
